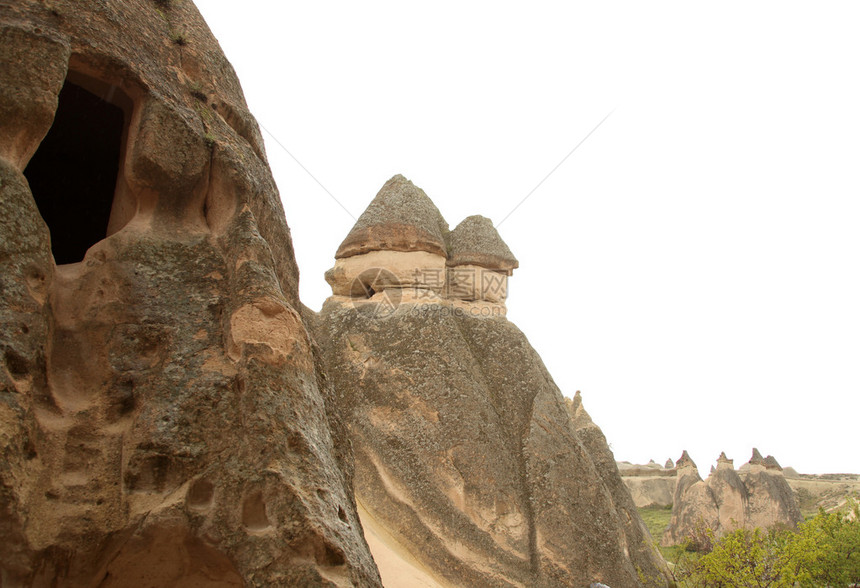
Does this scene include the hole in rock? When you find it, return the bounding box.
[24,75,128,265]
[187,478,215,510]
[241,490,270,531]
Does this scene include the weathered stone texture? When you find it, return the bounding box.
[0,1,380,585]
[316,303,668,586]
[315,187,669,586]
[335,174,449,259]
[662,450,802,547]
[447,215,518,273]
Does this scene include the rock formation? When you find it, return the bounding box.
[662,450,802,547]
[325,175,450,301]
[618,460,677,508]
[566,392,666,585]
[314,179,669,587]
[0,1,380,585]
[741,449,802,532]
[446,215,517,304]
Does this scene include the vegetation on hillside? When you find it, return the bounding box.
[658,500,860,587]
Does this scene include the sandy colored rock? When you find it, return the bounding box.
[446,264,508,303]
[741,450,801,531]
[740,447,767,474]
[325,250,448,297]
[315,193,669,585]
[623,477,677,509]
[447,215,518,273]
[789,473,860,515]
[662,451,802,547]
[565,392,668,586]
[618,458,677,508]
[763,454,782,471]
[335,175,449,259]
[0,2,379,585]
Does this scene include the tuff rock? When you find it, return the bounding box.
[1,1,678,585]
[661,450,802,547]
[618,459,677,509]
[314,181,669,587]
[0,1,380,585]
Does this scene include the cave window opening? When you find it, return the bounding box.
[23,77,127,265]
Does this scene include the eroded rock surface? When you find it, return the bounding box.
[335,174,449,259]
[617,460,677,508]
[0,1,379,585]
[314,180,669,587]
[662,449,802,547]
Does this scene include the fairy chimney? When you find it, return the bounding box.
[663,450,802,547]
[447,215,517,304]
[676,450,698,473]
[763,454,783,471]
[717,451,734,470]
[746,448,767,473]
[325,175,450,298]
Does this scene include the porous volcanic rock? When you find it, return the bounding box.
[662,450,802,547]
[326,175,451,300]
[446,215,518,273]
[0,1,380,585]
[617,459,677,509]
[315,192,669,587]
[741,450,802,531]
[334,174,450,259]
[445,215,517,304]
[661,452,716,547]
[566,392,667,586]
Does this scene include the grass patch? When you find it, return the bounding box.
[638,505,672,542]
[638,505,691,563]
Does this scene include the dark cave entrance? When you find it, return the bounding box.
[24,78,127,265]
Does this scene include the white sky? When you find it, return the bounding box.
[197,2,859,476]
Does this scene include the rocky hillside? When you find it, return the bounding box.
[661,450,802,547]
[313,176,669,586]
[1,1,675,585]
[620,455,860,517]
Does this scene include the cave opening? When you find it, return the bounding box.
[24,77,127,265]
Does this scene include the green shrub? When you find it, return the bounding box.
[673,500,860,587]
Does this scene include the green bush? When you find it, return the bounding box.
[671,500,860,587]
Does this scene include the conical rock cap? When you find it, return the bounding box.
[335,174,449,258]
[447,215,518,272]
[748,448,766,466]
[677,450,697,469]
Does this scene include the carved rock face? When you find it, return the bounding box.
[0,1,380,585]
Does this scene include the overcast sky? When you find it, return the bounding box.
[197,1,860,475]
